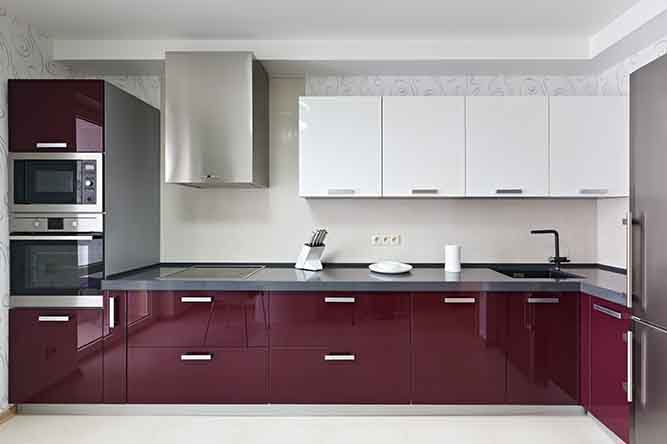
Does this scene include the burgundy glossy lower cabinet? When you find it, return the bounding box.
[127,291,267,348]
[269,292,410,348]
[9,307,104,403]
[506,292,579,405]
[270,346,410,404]
[104,292,127,403]
[590,296,631,443]
[413,292,507,404]
[579,293,592,410]
[128,348,267,403]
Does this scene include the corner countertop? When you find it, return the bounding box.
[102,264,628,307]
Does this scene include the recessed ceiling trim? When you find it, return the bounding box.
[53,37,590,62]
[590,0,667,57]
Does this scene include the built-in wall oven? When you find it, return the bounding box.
[10,214,104,299]
[10,152,103,213]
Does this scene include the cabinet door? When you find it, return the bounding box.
[580,293,591,410]
[9,80,104,152]
[104,292,127,403]
[590,298,631,443]
[270,292,410,348]
[270,346,410,404]
[550,97,628,197]
[128,348,267,403]
[466,97,548,196]
[413,293,507,403]
[9,307,104,403]
[507,293,579,404]
[299,97,382,197]
[127,291,248,348]
[382,97,465,197]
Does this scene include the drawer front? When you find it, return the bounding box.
[9,308,104,404]
[413,293,507,404]
[127,291,249,347]
[270,292,410,348]
[127,348,268,403]
[270,346,410,404]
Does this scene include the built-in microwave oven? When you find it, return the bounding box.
[9,152,103,213]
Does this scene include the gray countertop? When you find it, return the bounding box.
[102,264,628,307]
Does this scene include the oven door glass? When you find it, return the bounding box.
[10,235,104,295]
[14,160,78,205]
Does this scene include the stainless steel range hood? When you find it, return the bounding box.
[165,52,269,188]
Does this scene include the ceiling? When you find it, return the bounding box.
[4,0,640,40]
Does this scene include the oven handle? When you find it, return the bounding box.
[10,235,95,241]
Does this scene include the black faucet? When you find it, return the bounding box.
[530,229,570,270]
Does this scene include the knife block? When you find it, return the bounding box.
[295,244,325,271]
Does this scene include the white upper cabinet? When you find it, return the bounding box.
[466,96,549,197]
[549,96,629,197]
[382,96,465,197]
[299,97,382,197]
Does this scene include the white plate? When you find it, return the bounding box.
[369,261,413,274]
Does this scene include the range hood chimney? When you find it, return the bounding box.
[165,52,269,188]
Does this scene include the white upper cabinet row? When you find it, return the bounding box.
[298,95,628,198]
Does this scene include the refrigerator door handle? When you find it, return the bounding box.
[625,211,633,308]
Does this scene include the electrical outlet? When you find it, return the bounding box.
[371,234,401,246]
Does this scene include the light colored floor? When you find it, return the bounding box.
[0,415,620,444]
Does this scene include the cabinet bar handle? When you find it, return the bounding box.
[10,235,94,241]
[180,297,213,303]
[627,330,633,403]
[443,297,476,304]
[109,296,116,329]
[579,188,609,195]
[593,304,622,319]
[411,188,439,195]
[180,354,213,361]
[324,354,356,361]
[38,316,70,322]
[36,142,68,149]
[527,298,560,304]
[495,188,523,195]
[324,297,356,303]
[327,189,356,196]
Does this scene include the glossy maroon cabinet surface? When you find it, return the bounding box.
[9,79,104,152]
[270,346,410,404]
[127,291,267,348]
[104,292,127,403]
[413,293,507,404]
[269,292,410,348]
[9,307,104,403]
[579,293,592,410]
[128,348,267,403]
[506,292,579,405]
[590,296,631,443]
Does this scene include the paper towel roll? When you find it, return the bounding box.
[445,245,462,273]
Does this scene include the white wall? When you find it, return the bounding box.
[0,11,159,411]
[597,198,629,269]
[161,77,598,264]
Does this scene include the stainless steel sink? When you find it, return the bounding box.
[491,266,583,280]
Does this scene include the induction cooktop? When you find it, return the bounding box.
[161,266,265,280]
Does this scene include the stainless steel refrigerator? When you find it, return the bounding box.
[629,52,667,444]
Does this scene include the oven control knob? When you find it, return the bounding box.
[71,220,78,228]
[33,220,40,228]
[85,179,94,187]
